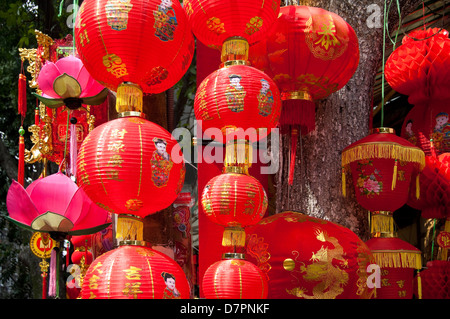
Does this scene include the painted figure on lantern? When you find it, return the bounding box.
[257,78,274,117]
[225,74,246,113]
[105,0,133,31]
[161,272,181,299]
[151,138,173,187]
[153,0,178,41]
[404,120,417,145]
[431,112,450,153]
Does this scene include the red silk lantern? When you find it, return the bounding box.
[183,0,280,48]
[415,260,450,299]
[194,64,281,143]
[342,128,425,234]
[81,242,190,299]
[76,115,185,220]
[71,249,93,265]
[365,237,422,299]
[385,28,450,106]
[75,0,194,94]
[246,211,376,299]
[202,253,268,299]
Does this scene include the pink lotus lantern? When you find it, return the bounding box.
[6,172,110,237]
[32,55,108,110]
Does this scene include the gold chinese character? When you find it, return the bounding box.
[123,266,142,280]
[122,282,142,299]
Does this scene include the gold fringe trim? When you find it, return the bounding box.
[116,82,143,113]
[341,143,425,170]
[370,212,394,236]
[116,215,143,241]
[224,140,252,172]
[221,37,249,63]
[371,251,422,269]
[222,226,246,248]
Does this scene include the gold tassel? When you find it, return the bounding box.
[116,215,144,241]
[370,211,394,237]
[371,251,422,269]
[221,37,249,64]
[116,82,143,114]
[222,226,246,248]
[417,271,422,299]
[416,173,420,200]
[224,139,252,174]
[342,167,346,197]
[391,159,398,190]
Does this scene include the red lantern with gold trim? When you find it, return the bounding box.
[81,241,190,299]
[194,63,281,143]
[76,114,185,240]
[246,211,376,299]
[202,253,268,299]
[416,260,450,299]
[75,0,194,94]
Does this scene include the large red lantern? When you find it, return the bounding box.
[76,114,185,240]
[75,0,194,95]
[246,211,376,299]
[365,237,422,299]
[202,253,268,299]
[81,241,190,299]
[385,28,450,107]
[342,128,425,235]
[194,63,281,143]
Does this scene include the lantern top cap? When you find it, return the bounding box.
[222,252,246,260]
[118,240,150,247]
[370,127,395,134]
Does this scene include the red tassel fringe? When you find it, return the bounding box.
[289,127,299,185]
[279,99,316,135]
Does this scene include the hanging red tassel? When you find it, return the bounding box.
[18,72,27,119]
[18,127,25,186]
[289,127,299,185]
[35,107,40,125]
[279,100,316,135]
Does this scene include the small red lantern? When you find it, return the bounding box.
[77,115,185,218]
[246,211,376,299]
[75,0,194,94]
[415,260,450,299]
[183,0,280,48]
[202,253,268,299]
[194,63,281,143]
[365,237,422,299]
[81,241,190,299]
[385,28,450,106]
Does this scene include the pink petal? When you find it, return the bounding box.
[27,172,78,216]
[54,55,84,81]
[78,65,105,97]
[37,62,60,98]
[6,180,40,225]
[69,190,109,231]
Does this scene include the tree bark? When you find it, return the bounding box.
[276,0,422,240]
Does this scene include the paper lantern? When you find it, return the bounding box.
[385,28,450,106]
[6,172,110,236]
[194,63,281,143]
[246,211,376,299]
[183,0,280,48]
[76,115,185,223]
[75,0,194,96]
[202,253,268,299]
[415,260,450,299]
[80,241,190,299]
[342,128,425,235]
[366,237,422,299]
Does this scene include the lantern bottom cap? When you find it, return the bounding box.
[222,252,246,260]
[117,111,146,119]
[118,240,150,247]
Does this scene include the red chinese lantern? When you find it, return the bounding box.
[365,237,422,299]
[194,63,281,143]
[415,260,450,299]
[202,253,268,299]
[341,128,425,235]
[246,211,376,299]
[76,114,185,240]
[75,0,194,96]
[183,0,280,48]
[81,241,190,299]
[385,28,450,107]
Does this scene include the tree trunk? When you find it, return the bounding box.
[276,0,422,240]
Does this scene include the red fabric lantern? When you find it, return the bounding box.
[71,234,92,249]
[76,115,185,218]
[415,260,450,299]
[385,28,450,106]
[194,64,281,143]
[342,128,425,215]
[246,211,376,299]
[365,237,422,299]
[71,249,93,265]
[202,253,268,299]
[75,0,194,94]
[201,172,268,228]
[250,5,359,135]
[81,242,190,299]
[183,0,280,48]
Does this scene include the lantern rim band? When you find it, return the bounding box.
[371,211,393,216]
[223,166,249,175]
[118,240,150,247]
[221,60,251,68]
[222,253,246,260]
[370,127,395,134]
[281,91,313,101]
[117,111,146,118]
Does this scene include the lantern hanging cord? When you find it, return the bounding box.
[381,0,388,127]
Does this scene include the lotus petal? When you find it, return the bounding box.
[53,73,82,99]
[6,180,40,225]
[30,212,74,232]
[54,55,84,80]
[37,61,61,98]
